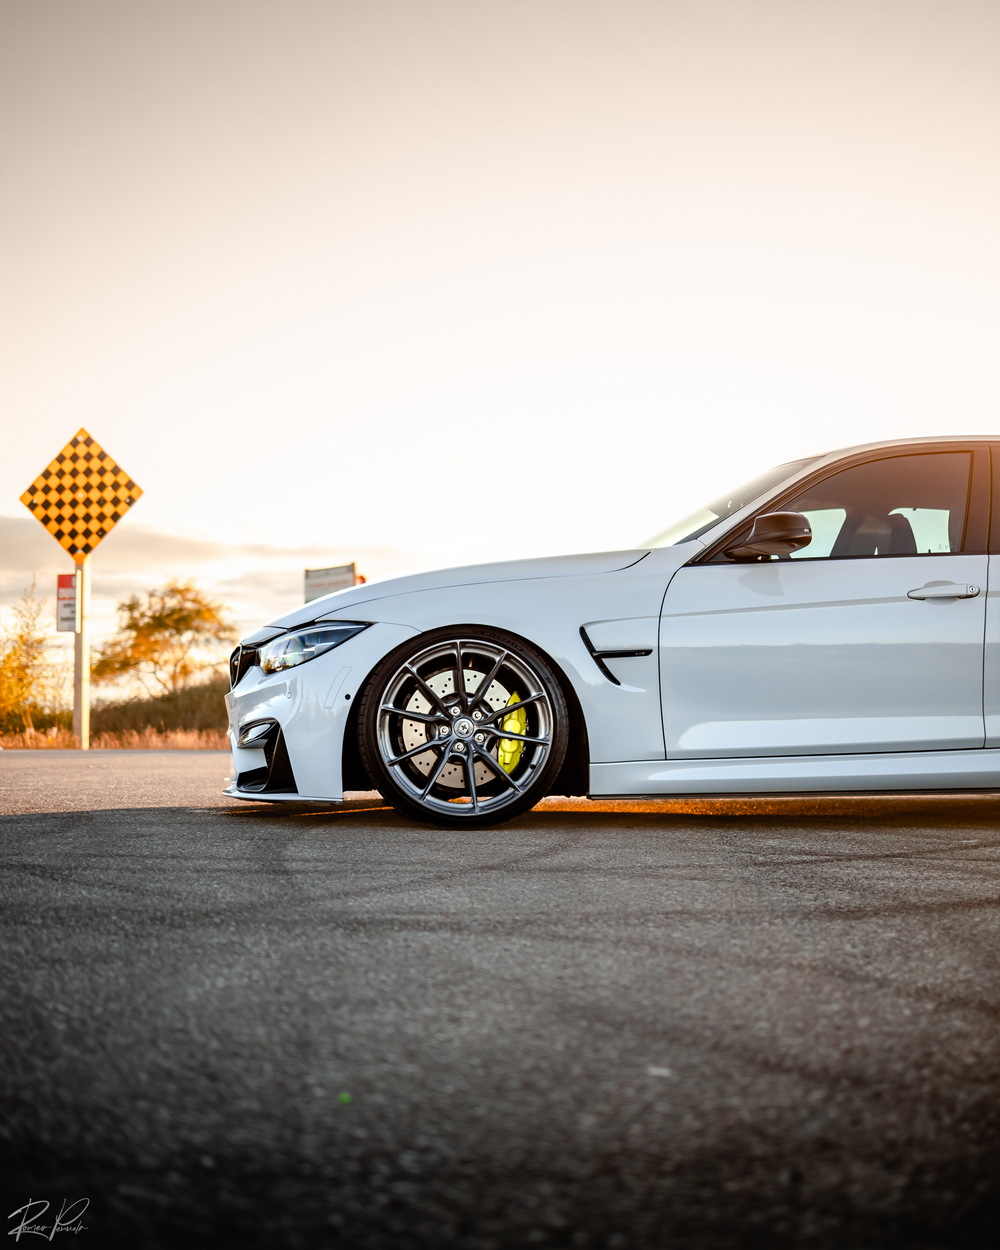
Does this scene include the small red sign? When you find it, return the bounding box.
[57,573,76,631]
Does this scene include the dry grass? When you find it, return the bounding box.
[0,727,229,750]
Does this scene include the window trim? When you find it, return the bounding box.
[691,443,992,566]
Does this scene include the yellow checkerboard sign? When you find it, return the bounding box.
[20,428,142,564]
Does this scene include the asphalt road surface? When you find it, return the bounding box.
[1,751,998,1249]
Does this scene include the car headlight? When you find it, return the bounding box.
[258,622,369,675]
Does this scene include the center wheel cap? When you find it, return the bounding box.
[454,718,474,738]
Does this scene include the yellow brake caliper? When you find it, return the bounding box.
[497,691,527,774]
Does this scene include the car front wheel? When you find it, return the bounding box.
[358,627,569,827]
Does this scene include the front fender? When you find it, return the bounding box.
[315,558,682,763]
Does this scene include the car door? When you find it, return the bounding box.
[659,445,991,758]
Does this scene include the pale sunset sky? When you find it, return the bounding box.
[1,0,997,658]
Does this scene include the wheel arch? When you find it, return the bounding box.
[532,637,590,798]
[341,621,591,798]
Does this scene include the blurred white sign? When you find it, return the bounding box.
[304,563,361,603]
[56,572,76,631]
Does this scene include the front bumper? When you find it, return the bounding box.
[223,621,418,802]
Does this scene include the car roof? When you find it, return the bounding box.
[802,433,996,466]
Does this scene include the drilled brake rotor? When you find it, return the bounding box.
[402,668,511,789]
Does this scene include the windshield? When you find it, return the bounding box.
[643,457,822,548]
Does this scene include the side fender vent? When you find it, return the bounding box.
[579,626,653,687]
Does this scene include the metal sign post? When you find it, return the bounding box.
[72,557,91,747]
[21,429,142,750]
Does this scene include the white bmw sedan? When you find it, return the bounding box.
[226,435,999,825]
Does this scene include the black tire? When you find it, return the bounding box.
[359,626,569,827]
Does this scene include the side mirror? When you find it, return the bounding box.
[724,511,812,560]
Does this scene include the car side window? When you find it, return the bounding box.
[705,452,975,565]
[780,452,973,560]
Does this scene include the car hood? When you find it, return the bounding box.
[267,549,650,631]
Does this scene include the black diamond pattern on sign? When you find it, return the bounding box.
[20,428,142,563]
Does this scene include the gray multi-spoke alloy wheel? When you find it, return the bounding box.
[359,627,569,827]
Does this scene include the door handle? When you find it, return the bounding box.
[907,584,980,600]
